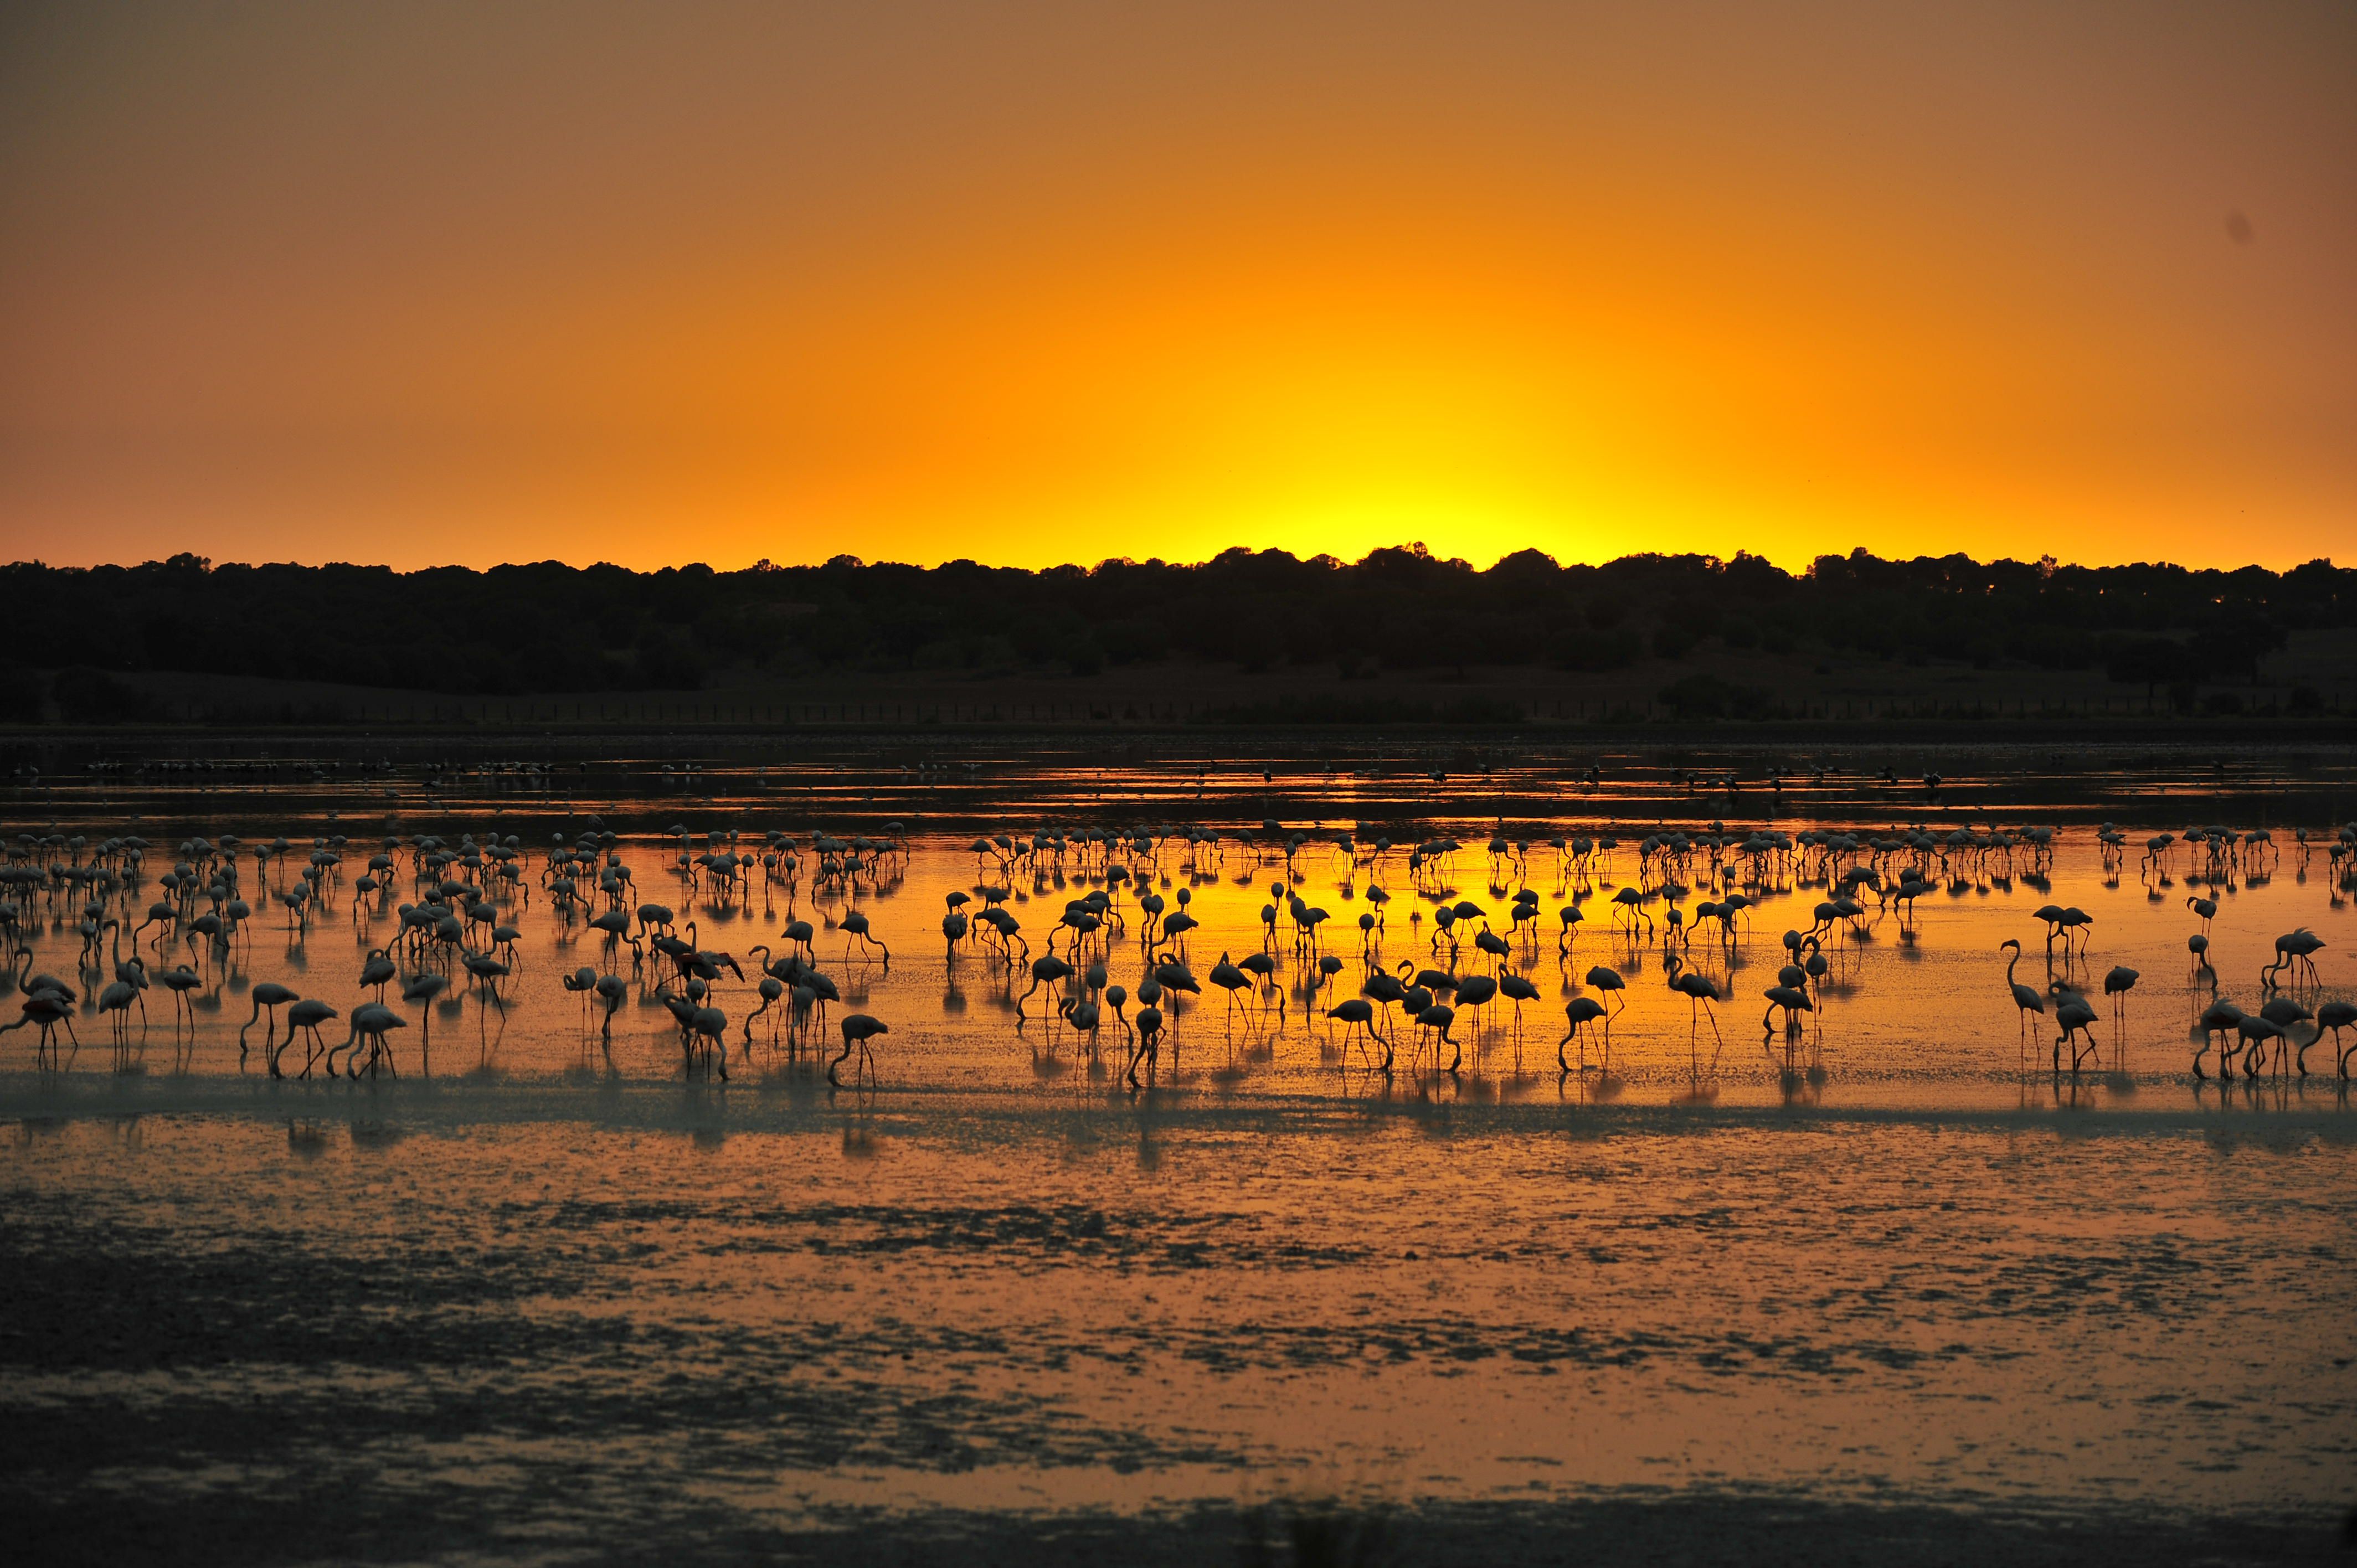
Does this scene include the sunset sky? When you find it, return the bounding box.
[2,1,2351,572]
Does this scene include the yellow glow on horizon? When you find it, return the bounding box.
[1,5,2350,572]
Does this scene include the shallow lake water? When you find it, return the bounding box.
[3,747,2354,1564]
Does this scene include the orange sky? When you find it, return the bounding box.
[2,1,2352,571]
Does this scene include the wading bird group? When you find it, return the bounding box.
[2,808,2351,1098]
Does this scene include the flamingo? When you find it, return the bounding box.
[2233,1014,2285,1079]
[1313,952,1345,1008]
[1208,952,1251,1034]
[746,976,784,1043]
[1762,984,1812,1035]
[1579,964,1627,1065]
[560,966,599,1027]
[1058,994,1102,1058]
[2101,965,2138,1062]
[462,951,511,1007]
[1497,972,1541,1057]
[156,964,204,1035]
[1558,997,1608,1074]
[1413,1002,1459,1069]
[1150,952,1201,1028]
[401,973,449,1058]
[683,1004,729,1077]
[1324,998,1390,1070]
[1016,955,1074,1030]
[334,1003,408,1077]
[841,910,888,963]
[2050,983,2099,1072]
[1663,952,1723,1045]
[1238,950,1283,1029]
[1125,1004,1164,1088]
[831,1013,889,1085]
[240,982,297,1065]
[2315,1000,2356,1077]
[1998,940,2044,1051]
[2262,929,2325,989]
[591,910,641,963]
[2257,998,2313,1076]
[96,977,142,1063]
[1,990,79,1066]
[282,999,339,1077]
[2194,1000,2245,1079]
[594,974,627,1040]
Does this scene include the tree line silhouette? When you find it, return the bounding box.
[1,545,2343,722]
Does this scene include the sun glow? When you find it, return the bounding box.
[2,4,2350,570]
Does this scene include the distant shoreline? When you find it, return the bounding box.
[3,714,2354,742]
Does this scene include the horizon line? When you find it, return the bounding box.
[2,543,2340,578]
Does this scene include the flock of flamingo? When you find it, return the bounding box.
[2,814,2351,1094]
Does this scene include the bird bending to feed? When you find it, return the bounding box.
[831,1014,889,1085]
[2050,982,2099,1073]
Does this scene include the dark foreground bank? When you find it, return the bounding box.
[3,1487,2344,1567]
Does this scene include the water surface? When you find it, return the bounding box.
[4,756,2353,1563]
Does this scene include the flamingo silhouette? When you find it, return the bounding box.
[1998,940,2044,1053]
[831,1014,888,1085]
